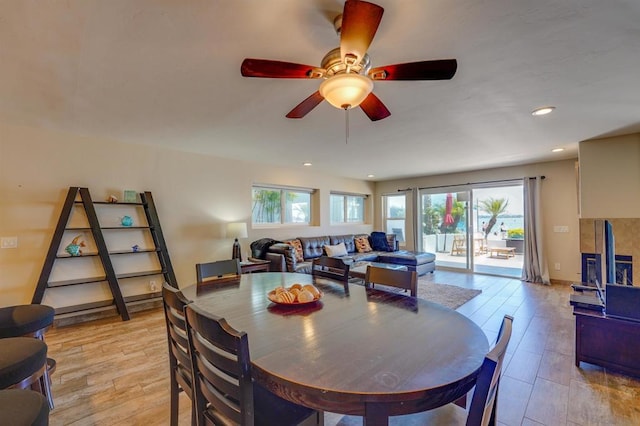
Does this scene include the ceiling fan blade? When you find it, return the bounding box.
[241,59,320,79]
[360,92,391,121]
[368,59,457,81]
[340,0,384,66]
[286,91,325,119]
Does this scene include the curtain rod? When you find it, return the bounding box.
[398,176,545,192]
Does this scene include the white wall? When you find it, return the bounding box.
[578,132,640,283]
[579,133,640,218]
[0,122,374,306]
[374,159,581,282]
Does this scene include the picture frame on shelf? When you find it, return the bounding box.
[123,190,137,203]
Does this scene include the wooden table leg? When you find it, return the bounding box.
[364,403,390,426]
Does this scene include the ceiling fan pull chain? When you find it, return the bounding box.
[345,108,349,144]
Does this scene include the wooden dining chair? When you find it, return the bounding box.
[364,266,417,297]
[162,283,194,426]
[196,259,241,283]
[184,304,321,426]
[381,315,514,425]
[464,314,513,426]
[311,256,350,285]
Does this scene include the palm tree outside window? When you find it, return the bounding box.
[252,186,312,225]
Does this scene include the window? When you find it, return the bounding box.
[383,194,406,244]
[252,186,312,225]
[330,193,365,224]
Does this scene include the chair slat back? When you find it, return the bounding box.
[364,266,417,297]
[466,315,514,426]
[185,304,254,426]
[196,259,241,283]
[312,256,350,284]
[162,283,192,390]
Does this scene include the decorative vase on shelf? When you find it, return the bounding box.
[121,216,133,227]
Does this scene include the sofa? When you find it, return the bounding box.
[251,233,435,276]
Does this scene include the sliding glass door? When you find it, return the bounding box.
[418,182,524,277]
[472,185,524,277]
[419,190,471,271]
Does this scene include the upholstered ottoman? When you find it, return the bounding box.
[376,251,436,276]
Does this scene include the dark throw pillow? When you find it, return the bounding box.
[370,232,392,252]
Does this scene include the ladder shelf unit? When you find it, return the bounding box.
[33,187,177,322]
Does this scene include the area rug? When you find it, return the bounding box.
[416,280,482,310]
[366,278,482,310]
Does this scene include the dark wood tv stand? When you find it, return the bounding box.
[574,308,640,377]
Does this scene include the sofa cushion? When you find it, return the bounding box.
[283,239,304,263]
[370,232,392,252]
[354,235,372,253]
[329,235,356,253]
[294,261,313,274]
[350,251,381,262]
[324,242,348,257]
[299,236,330,260]
[377,250,436,266]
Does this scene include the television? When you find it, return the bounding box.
[594,219,616,285]
[604,220,616,284]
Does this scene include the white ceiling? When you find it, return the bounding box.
[1,1,640,180]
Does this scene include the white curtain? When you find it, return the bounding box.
[411,187,419,249]
[522,177,550,284]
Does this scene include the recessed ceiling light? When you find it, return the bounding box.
[531,106,555,116]
[367,174,375,178]
[303,162,312,166]
[551,148,565,153]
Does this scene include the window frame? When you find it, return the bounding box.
[251,185,314,227]
[330,192,367,224]
[382,193,406,246]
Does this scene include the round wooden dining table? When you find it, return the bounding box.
[181,272,488,426]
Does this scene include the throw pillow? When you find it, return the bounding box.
[354,236,372,253]
[284,239,305,263]
[370,231,392,252]
[324,242,348,257]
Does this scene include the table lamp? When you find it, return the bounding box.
[227,222,248,260]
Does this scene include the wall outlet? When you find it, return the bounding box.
[553,226,569,233]
[1,236,18,249]
[554,262,561,271]
[149,280,157,292]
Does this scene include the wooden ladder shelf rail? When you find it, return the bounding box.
[32,187,177,322]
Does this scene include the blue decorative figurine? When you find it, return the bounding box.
[132,244,139,252]
[121,215,133,227]
[65,235,85,256]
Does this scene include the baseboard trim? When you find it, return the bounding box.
[54,299,163,327]
[550,278,573,286]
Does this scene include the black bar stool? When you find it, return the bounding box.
[0,337,49,393]
[0,389,49,426]
[0,305,56,409]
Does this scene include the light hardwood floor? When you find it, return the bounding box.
[45,271,640,425]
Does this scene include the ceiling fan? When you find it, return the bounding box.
[240,0,457,121]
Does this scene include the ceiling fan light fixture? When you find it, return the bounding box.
[319,73,373,110]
